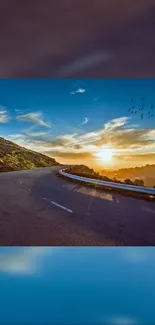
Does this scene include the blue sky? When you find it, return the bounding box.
[0,79,155,169]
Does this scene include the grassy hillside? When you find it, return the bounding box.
[0,137,59,172]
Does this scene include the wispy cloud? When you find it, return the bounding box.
[0,106,10,123]
[79,117,89,126]
[44,151,93,159]
[70,88,86,95]
[16,112,51,128]
[104,116,130,131]
[0,247,54,275]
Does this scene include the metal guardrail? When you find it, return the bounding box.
[59,169,155,196]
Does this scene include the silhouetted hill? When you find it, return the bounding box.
[0,137,59,172]
[101,164,155,187]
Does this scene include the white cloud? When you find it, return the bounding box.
[0,106,10,123]
[76,88,86,93]
[80,117,89,126]
[16,112,51,128]
[0,247,55,275]
[104,117,130,131]
[70,88,86,95]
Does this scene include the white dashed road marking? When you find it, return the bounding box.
[42,198,73,213]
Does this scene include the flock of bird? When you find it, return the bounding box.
[128,98,154,120]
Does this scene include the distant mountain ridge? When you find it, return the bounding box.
[0,137,59,172]
[101,164,155,187]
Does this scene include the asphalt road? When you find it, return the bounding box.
[0,166,155,246]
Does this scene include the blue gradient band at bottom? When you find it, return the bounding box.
[0,247,154,325]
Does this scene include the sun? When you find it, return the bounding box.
[97,148,114,162]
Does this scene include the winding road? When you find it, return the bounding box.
[0,166,155,246]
